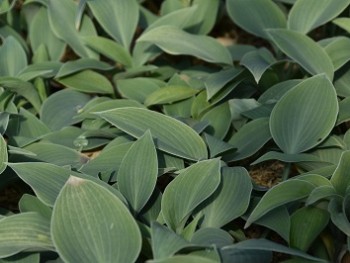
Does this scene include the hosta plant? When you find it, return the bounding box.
[0,0,350,262]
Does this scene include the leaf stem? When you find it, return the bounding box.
[281,162,291,181]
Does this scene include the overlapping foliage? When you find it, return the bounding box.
[0,0,350,262]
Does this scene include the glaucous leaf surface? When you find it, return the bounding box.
[199,167,252,228]
[87,0,139,50]
[245,180,315,227]
[138,26,232,65]
[52,176,142,263]
[118,130,157,213]
[267,29,334,80]
[161,159,221,231]
[270,74,338,154]
[289,206,330,251]
[226,0,286,39]
[0,212,53,258]
[288,0,350,34]
[0,36,27,77]
[96,107,208,161]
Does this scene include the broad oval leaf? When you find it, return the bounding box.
[161,159,221,231]
[87,0,139,50]
[137,26,232,65]
[224,117,271,162]
[96,107,208,161]
[290,206,330,251]
[145,86,198,107]
[288,0,350,34]
[267,29,334,80]
[41,89,91,131]
[149,255,218,263]
[199,167,252,228]
[29,7,65,61]
[52,176,142,263]
[57,70,114,94]
[226,0,286,39]
[0,212,53,258]
[245,180,315,227]
[47,0,97,58]
[118,130,157,213]
[9,162,126,207]
[0,36,27,77]
[270,74,338,154]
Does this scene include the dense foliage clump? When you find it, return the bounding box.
[0,0,350,262]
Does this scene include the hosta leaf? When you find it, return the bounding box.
[118,131,157,213]
[24,142,88,169]
[270,74,338,154]
[52,176,141,263]
[79,142,133,180]
[0,134,7,174]
[290,206,329,251]
[288,0,350,34]
[137,26,232,65]
[221,248,272,263]
[19,194,52,219]
[199,167,252,228]
[204,134,235,158]
[9,162,126,207]
[145,86,198,107]
[116,77,162,103]
[6,108,50,147]
[96,107,208,161]
[41,89,90,131]
[258,80,302,104]
[18,62,62,81]
[224,118,271,162]
[47,0,97,58]
[251,206,291,241]
[226,0,286,39]
[201,102,232,139]
[323,37,350,71]
[223,239,325,262]
[245,180,315,227]
[0,212,53,258]
[240,48,277,83]
[0,77,41,112]
[87,0,139,50]
[267,29,334,80]
[57,70,113,94]
[252,151,326,165]
[0,36,27,77]
[204,67,243,100]
[29,7,65,61]
[151,221,190,260]
[328,198,350,236]
[330,151,350,196]
[55,58,113,78]
[306,185,338,206]
[192,228,233,247]
[333,17,350,33]
[161,159,221,231]
[82,36,132,67]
